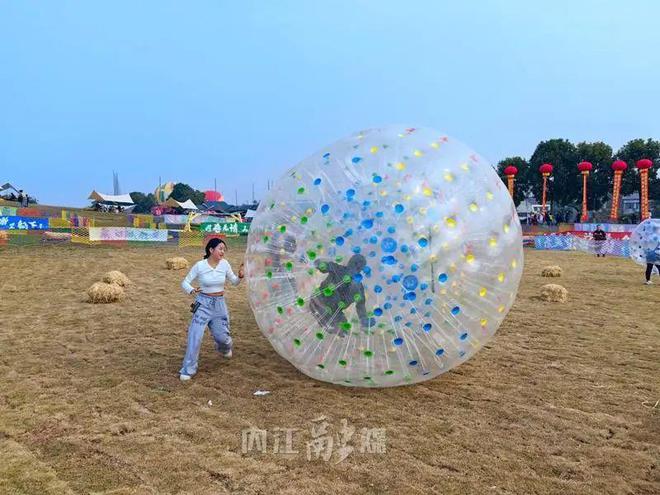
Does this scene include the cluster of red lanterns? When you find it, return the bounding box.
[502,158,653,223]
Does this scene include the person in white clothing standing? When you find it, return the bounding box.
[179,238,244,381]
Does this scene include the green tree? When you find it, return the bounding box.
[575,141,613,211]
[170,183,205,206]
[130,192,157,214]
[529,139,580,210]
[615,139,660,200]
[496,156,530,206]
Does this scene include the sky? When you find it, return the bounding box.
[1,0,659,207]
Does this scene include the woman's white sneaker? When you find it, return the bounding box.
[222,350,233,359]
[180,374,192,381]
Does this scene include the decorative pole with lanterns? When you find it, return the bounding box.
[504,165,518,198]
[636,159,652,221]
[609,160,627,222]
[539,163,553,215]
[577,161,593,222]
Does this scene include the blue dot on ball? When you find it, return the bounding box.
[381,255,397,265]
[409,360,418,366]
[394,204,404,214]
[321,204,330,214]
[460,332,468,340]
[353,273,363,283]
[438,273,448,283]
[361,219,374,229]
[352,157,362,164]
[425,298,432,305]
[352,246,361,254]
[418,237,428,248]
[322,152,330,159]
[420,283,428,290]
[391,274,401,283]
[393,338,404,346]
[373,175,382,183]
[411,264,418,272]
[402,275,418,290]
[435,348,445,356]
[374,285,382,293]
[401,245,409,253]
[410,308,417,314]
[381,237,397,253]
[403,291,416,301]
[384,302,392,310]
[363,266,372,275]
[423,323,432,332]
[376,211,384,218]
[374,307,383,316]
[313,178,322,185]
[387,226,396,234]
[335,236,345,246]
[451,306,461,315]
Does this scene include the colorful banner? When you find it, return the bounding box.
[200,222,250,235]
[89,227,168,242]
[534,234,630,257]
[162,214,225,225]
[0,216,49,230]
[573,223,633,233]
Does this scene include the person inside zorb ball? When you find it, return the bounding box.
[629,218,660,284]
[246,126,523,387]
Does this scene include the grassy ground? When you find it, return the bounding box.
[0,244,658,495]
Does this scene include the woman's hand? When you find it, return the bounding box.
[191,288,202,294]
[238,263,245,279]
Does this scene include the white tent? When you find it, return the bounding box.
[164,198,198,210]
[245,209,257,219]
[88,190,135,205]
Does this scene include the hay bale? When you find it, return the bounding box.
[166,257,189,270]
[541,265,562,277]
[102,270,131,287]
[87,282,124,304]
[540,284,568,303]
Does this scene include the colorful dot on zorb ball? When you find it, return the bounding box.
[245,125,523,387]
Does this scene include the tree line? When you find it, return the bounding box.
[129,183,206,214]
[497,138,660,213]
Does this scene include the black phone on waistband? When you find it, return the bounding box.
[190,301,201,313]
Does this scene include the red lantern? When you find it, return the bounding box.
[503,166,518,198]
[538,163,553,214]
[577,162,593,222]
[609,160,627,221]
[636,159,652,221]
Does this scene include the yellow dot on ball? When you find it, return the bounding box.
[423,187,433,197]
[433,225,441,233]
[446,217,457,228]
[466,253,475,263]
[429,254,438,262]
[486,192,494,200]
[395,162,406,171]
[489,238,497,247]
[380,190,388,197]
[479,288,487,297]
[469,203,478,212]
[442,241,449,249]
[511,259,517,268]
[498,305,505,313]
[370,146,379,154]
[419,207,427,215]
[406,216,414,224]
[503,223,510,233]
[404,194,412,201]
[306,208,313,215]
[460,163,469,171]
[291,216,297,222]
[444,172,454,182]
[440,288,447,295]
[431,142,440,149]
[497,272,505,282]
[480,318,488,327]
[414,149,423,157]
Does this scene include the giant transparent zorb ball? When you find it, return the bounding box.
[629,218,660,265]
[246,126,523,387]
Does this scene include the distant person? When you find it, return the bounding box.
[179,238,244,381]
[593,225,607,257]
[644,245,660,285]
[17,190,23,205]
[309,254,375,335]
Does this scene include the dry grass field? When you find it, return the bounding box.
[0,243,658,495]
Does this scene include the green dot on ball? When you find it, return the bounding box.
[354,293,362,302]
[263,236,270,243]
[293,338,301,347]
[323,286,334,297]
[341,322,352,331]
[279,225,286,233]
[317,364,325,369]
[385,370,395,375]
[342,274,351,284]
[266,270,273,279]
[338,301,347,310]
[338,359,347,366]
[315,332,324,340]
[285,261,293,271]
[335,256,344,263]
[276,306,284,314]
[307,250,317,260]
[363,350,373,357]
[296,298,304,306]
[298,187,305,194]
[319,262,327,271]
[300,216,308,224]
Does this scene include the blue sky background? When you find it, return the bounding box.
[1,0,659,206]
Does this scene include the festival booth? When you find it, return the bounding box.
[88,190,135,213]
